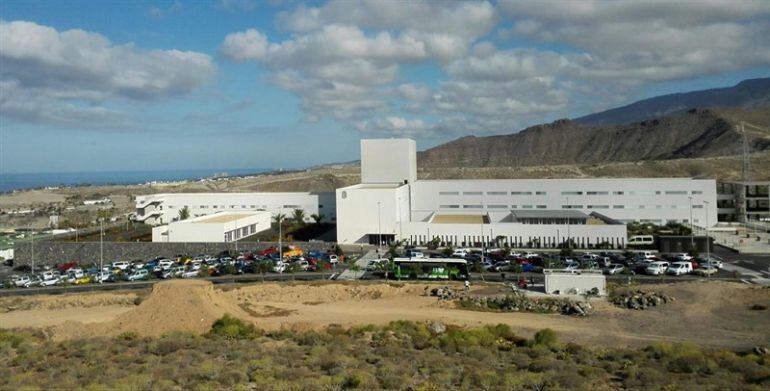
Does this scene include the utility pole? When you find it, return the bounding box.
[234,214,238,254]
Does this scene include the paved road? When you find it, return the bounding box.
[713,245,770,285]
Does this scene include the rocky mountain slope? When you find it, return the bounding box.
[418,107,770,168]
[576,78,770,126]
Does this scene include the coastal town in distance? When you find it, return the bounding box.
[1,1,769,389]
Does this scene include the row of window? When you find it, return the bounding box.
[437,204,707,210]
[438,190,705,196]
[165,204,321,210]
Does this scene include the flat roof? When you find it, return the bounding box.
[341,183,405,190]
[185,211,267,224]
[431,214,489,224]
[393,257,467,264]
[510,210,589,219]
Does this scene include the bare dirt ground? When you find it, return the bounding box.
[1,280,768,349]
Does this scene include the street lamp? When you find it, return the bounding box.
[704,201,710,262]
[30,225,35,275]
[100,217,104,274]
[688,196,694,251]
[279,207,283,263]
[377,202,382,252]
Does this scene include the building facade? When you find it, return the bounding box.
[335,139,718,248]
[151,211,271,243]
[717,181,770,222]
[135,192,335,226]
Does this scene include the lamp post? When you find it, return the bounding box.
[688,196,694,251]
[377,201,382,252]
[704,201,710,262]
[566,196,571,250]
[100,218,104,273]
[279,207,283,263]
[30,225,35,275]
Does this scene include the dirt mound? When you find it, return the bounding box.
[57,280,249,339]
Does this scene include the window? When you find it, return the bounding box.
[439,191,459,196]
[655,191,662,195]
[691,190,703,195]
[463,204,482,209]
[656,205,663,209]
[487,191,507,195]
[319,205,324,208]
[512,191,533,195]
[587,191,609,195]
[213,205,218,209]
[639,205,646,209]
[693,205,704,209]
[463,191,482,195]
[511,205,518,209]
[250,205,256,208]
[613,205,625,209]
[587,205,609,209]
[487,204,508,209]
[561,191,583,195]
[439,205,460,209]
[536,205,547,209]
[283,205,299,208]
[536,191,547,195]
[562,205,583,209]
[522,205,533,209]
[200,205,208,209]
[613,191,624,195]
[665,191,688,195]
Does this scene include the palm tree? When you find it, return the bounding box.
[292,209,306,226]
[272,212,285,226]
[178,206,190,221]
[310,213,324,224]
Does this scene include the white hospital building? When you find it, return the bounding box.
[335,139,717,249]
[136,138,718,248]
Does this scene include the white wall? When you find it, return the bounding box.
[335,184,410,244]
[411,178,717,227]
[136,192,334,226]
[152,212,271,243]
[361,139,417,184]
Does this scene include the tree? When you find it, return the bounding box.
[256,261,272,282]
[178,206,190,221]
[310,213,324,224]
[292,209,306,226]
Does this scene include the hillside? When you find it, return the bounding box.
[576,78,770,126]
[418,107,770,168]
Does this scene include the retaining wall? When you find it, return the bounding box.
[13,241,338,266]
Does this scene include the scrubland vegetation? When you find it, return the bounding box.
[1,317,769,390]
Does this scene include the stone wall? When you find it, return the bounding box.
[13,241,340,266]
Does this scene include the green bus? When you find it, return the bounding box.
[393,258,468,280]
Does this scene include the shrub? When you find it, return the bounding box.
[208,314,263,340]
[533,328,558,347]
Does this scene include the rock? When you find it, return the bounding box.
[753,346,768,356]
[428,321,446,335]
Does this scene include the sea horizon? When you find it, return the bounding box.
[0,168,277,193]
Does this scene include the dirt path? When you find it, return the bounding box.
[1,280,767,349]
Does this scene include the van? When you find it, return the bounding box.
[452,249,469,258]
[628,235,654,246]
[667,261,693,276]
[638,251,656,259]
[111,261,130,271]
[645,261,669,275]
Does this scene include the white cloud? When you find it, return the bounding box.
[0,20,215,127]
[220,28,269,61]
[499,0,770,82]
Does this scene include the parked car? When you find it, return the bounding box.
[180,269,198,278]
[127,269,150,281]
[604,264,625,275]
[273,262,289,273]
[667,261,693,276]
[93,271,111,283]
[112,261,130,271]
[565,262,580,271]
[645,261,670,275]
[328,255,340,264]
[700,259,724,269]
[74,276,92,285]
[452,249,469,258]
[39,276,60,286]
[158,259,174,270]
[694,265,718,276]
[23,276,42,288]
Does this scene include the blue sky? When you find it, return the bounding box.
[1,0,769,174]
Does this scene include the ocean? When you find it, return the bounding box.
[0,168,272,193]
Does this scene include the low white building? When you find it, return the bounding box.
[151,211,271,243]
[335,139,718,249]
[135,192,335,226]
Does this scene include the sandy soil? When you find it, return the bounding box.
[1,280,768,349]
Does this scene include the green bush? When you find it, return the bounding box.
[208,314,263,340]
[533,328,558,347]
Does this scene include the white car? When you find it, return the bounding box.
[39,276,60,286]
[93,272,111,283]
[328,255,339,264]
[112,261,130,271]
[181,270,198,278]
[159,259,174,270]
[452,249,469,258]
[273,262,289,273]
[293,260,310,271]
[645,261,670,275]
[702,259,724,269]
[23,277,42,288]
[694,265,718,276]
[565,262,580,271]
[604,264,625,275]
[672,253,693,261]
[127,269,150,281]
[667,261,693,276]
